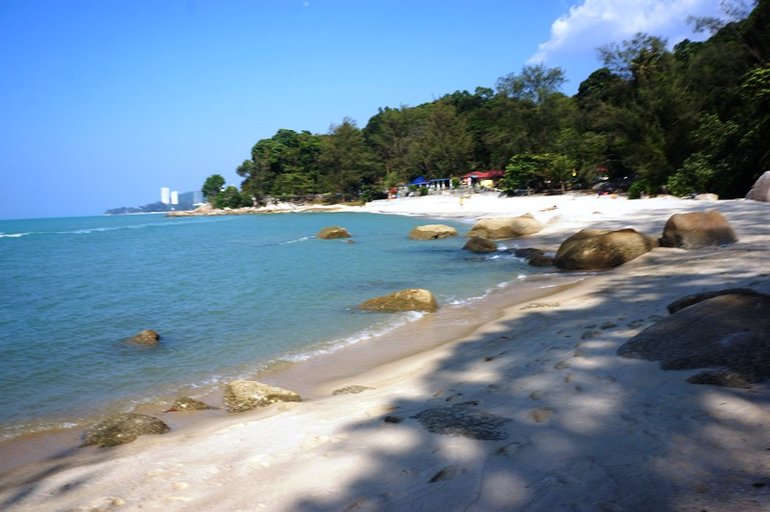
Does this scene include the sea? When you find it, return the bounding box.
[0,211,561,441]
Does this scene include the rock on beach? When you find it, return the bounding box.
[554,228,657,270]
[658,210,737,248]
[466,214,543,239]
[407,224,458,240]
[224,380,302,413]
[82,413,170,447]
[359,288,438,312]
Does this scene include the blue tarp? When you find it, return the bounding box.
[410,176,430,185]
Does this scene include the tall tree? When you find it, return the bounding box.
[319,118,375,201]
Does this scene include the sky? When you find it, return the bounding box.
[0,0,729,219]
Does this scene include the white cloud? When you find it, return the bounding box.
[529,0,726,65]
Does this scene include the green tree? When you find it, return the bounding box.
[319,118,375,201]
[202,174,225,203]
[410,102,473,178]
[213,185,247,209]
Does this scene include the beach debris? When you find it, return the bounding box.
[332,385,374,395]
[466,213,543,240]
[746,170,770,202]
[125,329,160,346]
[82,413,170,447]
[316,226,351,239]
[359,288,438,312]
[554,228,657,270]
[223,380,302,413]
[412,405,511,440]
[658,210,737,248]
[617,291,770,387]
[463,237,498,253]
[165,397,216,412]
[408,224,458,240]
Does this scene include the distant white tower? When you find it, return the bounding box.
[170,190,179,206]
[160,187,171,204]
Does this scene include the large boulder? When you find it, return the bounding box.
[554,228,657,270]
[224,380,302,413]
[125,329,160,346]
[617,292,770,387]
[658,210,737,248]
[466,214,543,240]
[408,224,458,240]
[317,226,351,239]
[359,288,438,312]
[82,413,170,447]
[746,171,770,202]
[463,237,498,253]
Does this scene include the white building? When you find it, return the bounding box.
[160,187,171,204]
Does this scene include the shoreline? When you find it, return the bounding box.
[2,194,770,511]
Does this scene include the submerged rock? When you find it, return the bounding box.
[466,214,543,240]
[617,292,770,387]
[224,380,302,413]
[659,210,737,248]
[408,224,458,240]
[554,228,657,270]
[82,413,170,447]
[463,237,498,253]
[317,226,351,239]
[125,329,160,346]
[359,288,438,312]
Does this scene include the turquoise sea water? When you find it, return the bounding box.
[0,212,549,439]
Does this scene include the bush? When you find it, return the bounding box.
[360,186,388,202]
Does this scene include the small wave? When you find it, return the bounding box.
[280,236,312,245]
[281,311,426,362]
[0,232,30,239]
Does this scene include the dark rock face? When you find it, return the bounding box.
[82,413,170,447]
[412,405,511,440]
[514,248,554,267]
[658,210,737,248]
[554,228,657,270]
[617,292,770,387]
[463,237,498,253]
[746,171,770,202]
[666,288,759,314]
[466,214,543,240]
[126,329,160,346]
[408,224,458,240]
[224,380,302,413]
[359,288,438,312]
[166,397,215,412]
[317,226,351,239]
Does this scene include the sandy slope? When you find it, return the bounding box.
[2,193,769,511]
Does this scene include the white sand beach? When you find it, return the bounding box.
[2,193,770,511]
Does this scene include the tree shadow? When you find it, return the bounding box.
[286,201,770,511]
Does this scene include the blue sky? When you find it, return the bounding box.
[0,0,727,219]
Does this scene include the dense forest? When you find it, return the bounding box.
[208,0,769,208]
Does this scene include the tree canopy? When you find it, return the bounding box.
[208,0,768,203]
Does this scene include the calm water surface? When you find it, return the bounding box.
[0,212,550,438]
